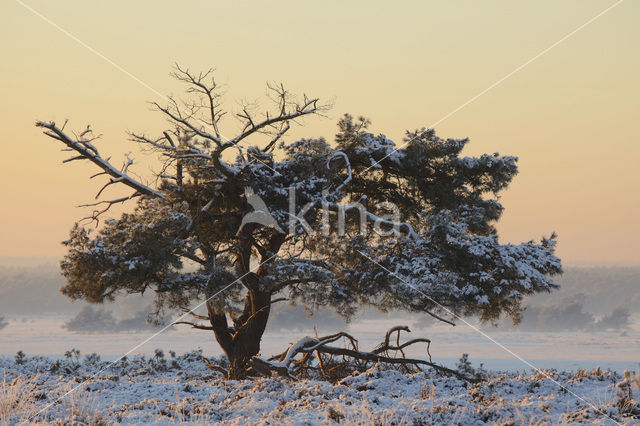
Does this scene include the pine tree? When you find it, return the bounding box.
[36,67,561,379]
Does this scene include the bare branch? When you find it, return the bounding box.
[372,325,432,362]
[62,155,85,163]
[177,251,208,266]
[77,193,142,224]
[173,321,214,330]
[78,194,138,209]
[229,95,320,147]
[262,121,290,153]
[171,64,223,140]
[421,309,456,326]
[186,310,210,321]
[163,130,176,147]
[36,121,163,199]
[152,101,221,146]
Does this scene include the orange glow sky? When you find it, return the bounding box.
[1,0,638,265]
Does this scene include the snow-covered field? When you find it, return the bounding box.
[2,316,639,370]
[2,351,639,425]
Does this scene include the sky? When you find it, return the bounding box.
[0,0,638,265]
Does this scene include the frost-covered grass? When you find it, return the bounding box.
[1,351,638,425]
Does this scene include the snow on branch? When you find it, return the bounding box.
[253,326,475,382]
[36,121,163,199]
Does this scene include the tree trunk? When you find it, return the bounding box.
[207,230,283,379]
[207,289,272,379]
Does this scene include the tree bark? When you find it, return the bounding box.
[205,230,284,379]
[207,288,272,379]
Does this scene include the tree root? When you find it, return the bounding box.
[204,358,228,376]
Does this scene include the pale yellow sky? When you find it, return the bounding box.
[0,0,638,264]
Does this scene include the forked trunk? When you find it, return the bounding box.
[207,289,272,380]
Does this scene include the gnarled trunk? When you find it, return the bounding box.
[205,230,284,379]
[207,288,272,379]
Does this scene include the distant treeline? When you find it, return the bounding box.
[1,261,638,333]
[63,305,174,333]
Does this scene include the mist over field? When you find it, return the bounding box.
[1,258,638,372]
[1,259,637,329]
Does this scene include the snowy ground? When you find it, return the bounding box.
[1,351,639,425]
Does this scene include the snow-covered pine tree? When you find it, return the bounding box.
[36,67,561,379]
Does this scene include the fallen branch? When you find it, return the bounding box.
[373,325,432,362]
[249,357,293,379]
[256,326,476,383]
